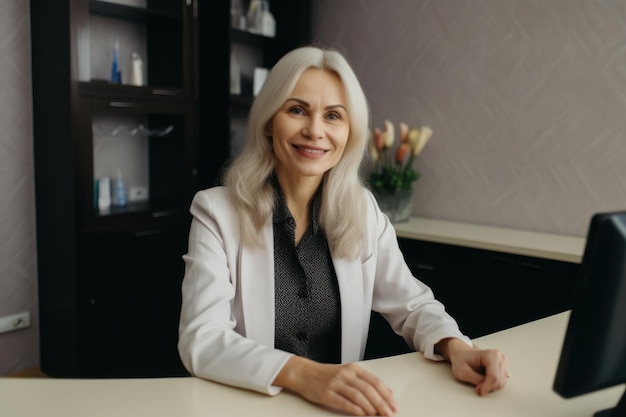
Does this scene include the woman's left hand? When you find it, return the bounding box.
[436,338,509,396]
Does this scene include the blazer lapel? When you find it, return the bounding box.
[334,257,365,363]
[239,219,275,347]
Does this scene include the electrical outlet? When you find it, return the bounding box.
[0,312,30,335]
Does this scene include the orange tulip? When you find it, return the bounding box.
[395,143,411,164]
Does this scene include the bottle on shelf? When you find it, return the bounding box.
[247,0,275,37]
[246,0,261,34]
[131,52,144,86]
[112,169,127,207]
[110,39,121,84]
[253,67,268,96]
[98,177,111,211]
[259,1,275,38]
[230,0,246,30]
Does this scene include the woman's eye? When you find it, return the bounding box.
[289,107,305,115]
[327,112,341,121]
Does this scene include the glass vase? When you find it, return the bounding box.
[372,188,414,224]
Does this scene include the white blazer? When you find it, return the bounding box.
[178,186,471,395]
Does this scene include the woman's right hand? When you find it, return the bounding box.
[273,356,398,416]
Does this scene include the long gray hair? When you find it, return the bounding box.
[223,46,370,259]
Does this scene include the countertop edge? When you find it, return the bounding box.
[393,217,585,263]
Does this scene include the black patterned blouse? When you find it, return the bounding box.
[272,180,342,364]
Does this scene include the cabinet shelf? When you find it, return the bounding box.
[84,203,185,234]
[230,28,301,49]
[89,0,181,21]
[94,201,183,219]
[230,93,254,106]
[78,81,188,101]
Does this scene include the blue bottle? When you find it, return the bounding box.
[112,170,127,207]
[111,39,121,84]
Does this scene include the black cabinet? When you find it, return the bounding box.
[31,0,313,378]
[364,238,580,359]
[31,0,198,377]
[77,222,187,377]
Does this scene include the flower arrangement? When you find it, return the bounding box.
[367,119,433,192]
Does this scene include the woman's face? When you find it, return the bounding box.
[268,68,350,184]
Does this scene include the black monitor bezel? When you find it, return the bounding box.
[553,211,626,416]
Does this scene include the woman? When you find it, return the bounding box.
[178,46,508,416]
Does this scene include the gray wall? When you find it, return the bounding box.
[3,0,626,374]
[0,1,39,375]
[313,0,626,236]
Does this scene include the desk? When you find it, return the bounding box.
[1,312,623,416]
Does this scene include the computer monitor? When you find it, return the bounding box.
[553,211,626,417]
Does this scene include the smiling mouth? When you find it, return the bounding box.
[293,145,328,154]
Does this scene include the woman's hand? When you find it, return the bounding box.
[435,338,509,396]
[274,356,398,416]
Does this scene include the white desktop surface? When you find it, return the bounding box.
[1,312,623,417]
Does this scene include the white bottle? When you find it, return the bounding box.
[98,177,111,211]
[230,0,245,29]
[131,52,144,86]
[247,0,262,34]
[260,1,275,38]
[253,67,268,96]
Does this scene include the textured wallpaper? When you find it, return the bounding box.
[312,0,626,237]
[0,0,39,374]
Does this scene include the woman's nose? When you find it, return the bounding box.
[302,116,324,139]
